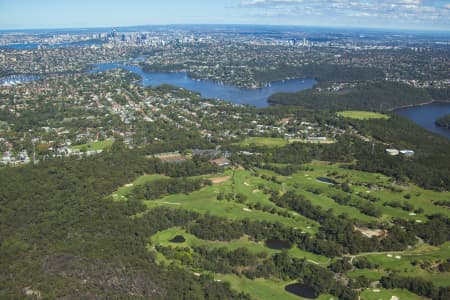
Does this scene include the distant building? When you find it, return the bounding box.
[193,149,220,158]
[239,151,261,156]
[209,158,231,167]
[2,151,11,164]
[400,150,415,157]
[153,152,187,164]
[307,136,327,142]
[284,133,296,139]
[385,149,400,156]
[18,149,30,163]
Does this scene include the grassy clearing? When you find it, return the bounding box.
[115,161,449,224]
[71,139,114,151]
[360,288,426,300]
[151,227,330,264]
[288,246,331,264]
[230,169,289,211]
[375,183,450,219]
[113,169,318,234]
[112,174,169,200]
[146,245,318,300]
[114,161,450,299]
[149,227,331,299]
[283,161,449,222]
[354,242,450,287]
[236,137,288,148]
[337,111,390,120]
[144,169,318,234]
[145,184,316,233]
[151,227,273,254]
[215,274,334,300]
[285,171,377,223]
[347,268,386,281]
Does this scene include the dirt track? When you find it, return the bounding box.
[210,176,231,184]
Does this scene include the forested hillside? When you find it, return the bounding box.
[0,146,249,299]
[269,81,450,111]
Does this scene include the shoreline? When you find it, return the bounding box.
[90,62,317,108]
[435,114,450,131]
[391,100,450,112]
[140,62,318,91]
[394,100,450,140]
[142,68,317,91]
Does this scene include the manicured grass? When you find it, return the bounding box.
[288,246,331,264]
[151,227,274,254]
[149,228,331,299]
[216,274,334,300]
[113,169,318,234]
[337,111,390,120]
[236,137,288,148]
[285,171,378,223]
[283,161,449,222]
[147,247,310,300]
[355,242,450,287]
[115,161,450,299]
[122,162,449,231]
[360,288,426,300]
[229,169,308,220]
[146,184,316,233]
[143,169,318,234]
[112,174,169,200]
[71,139,114,151]
[120,161,449,228]
[375,183,450,219]
[347,268,385,281]
[151,227,330,264]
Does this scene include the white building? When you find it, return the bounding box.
[385,149,399,156]
[400,150,415,157]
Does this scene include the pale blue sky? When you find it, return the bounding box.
[0,0,449,31]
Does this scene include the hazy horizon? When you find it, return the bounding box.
[1,0,449,32]
[1,23,450,35]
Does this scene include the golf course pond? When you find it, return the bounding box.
[169,235,186,243]
[285,283,318,299]
[265,238,292,250]
[316,177,337,185]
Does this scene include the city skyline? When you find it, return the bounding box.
[0,0,449,31]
